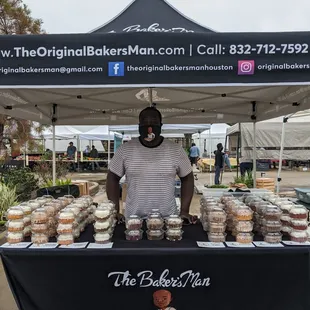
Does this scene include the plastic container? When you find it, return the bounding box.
[31,208,48,224]
[279,202,294,214]
[208,222,226,233]
[235,206,253,221]
[58,210,75,224]
[256,202,271,216]
[63,195,75,204]
[265,221,282,232]
[65,206,79,217]
[264,206,282,221]
[208,232,226,242]
[7,220,24,232]
[208,209,227,223]
[93,220,111,233]
[44,204,57,217]
[6,232,24,244]
[290,230,308,243]
[202,221,208,232]
[290,220,308,231]
[31,233,48,244]
[23,226,31,237]
[47,217,57,229]
[32,223,48,234]
[57,197,70,207]
[165,215,183,229]
[289,206,308,220]
[81,195,93,206]
[264,232,282,244]
[280,215,291,226]
[126,215,143,230]
[125,229,143,241]
[166,229,183,241]
[20,205,32,216]
[28,200,41,211]
[146,229,164,240]
[235,221,254,233]
[281,225,292,235]
[236,232,254,244]
[23,216,31,227]
[36,197,48,206]
[57,234,74,246]
[7,206,24,220]
[94,232,111,244]
[147,214,164,230]
[42,195,54,202]
[57,223,73,234]
[94,206,111,221]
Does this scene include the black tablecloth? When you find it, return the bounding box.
[1,224,310,310]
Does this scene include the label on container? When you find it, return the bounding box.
[29,243,58,249]
[253,242,284,248]
[197,241,225,248]
[282,241,310,246]
[59,242,89,249]
[225,242,255,248]
[87,242,114,249]
[1,242,32,249]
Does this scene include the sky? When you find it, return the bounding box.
[23,0,310,34]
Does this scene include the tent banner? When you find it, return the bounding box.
[1,32,310,86]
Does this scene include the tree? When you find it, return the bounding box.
[0,0,45,158]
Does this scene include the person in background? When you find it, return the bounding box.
[189,143,200,167]
[106,106,195,222]
[89,145,100,170]
[224,150,232,172]
[66,142,77,171]
[214,143,224,184]
[84,145,91,155]
[240,157,253,176]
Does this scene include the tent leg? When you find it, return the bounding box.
[209,126,212,185]
[108,126,111,165]
[52,124,56,186]
[253,122,257,188]
[276,118,287,194]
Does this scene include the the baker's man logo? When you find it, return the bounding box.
[145,126,156,142]
[153,290,176,310]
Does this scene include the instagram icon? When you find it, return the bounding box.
[238,60,255,75]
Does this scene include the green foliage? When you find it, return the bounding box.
[42,178,72,188]
[2,167,39,201]
[209,184,229,189]
[234,171,254,188]
[0,183,18,221]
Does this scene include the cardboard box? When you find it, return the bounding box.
[72,180,90,196]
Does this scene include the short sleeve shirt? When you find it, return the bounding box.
[109,138,192,218]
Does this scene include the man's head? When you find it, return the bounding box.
[92,145,95,149]
[69,142,73,147]
[217,143,223,151]
[192,143,196,147]
[138,107,162,142]
[153,290,172,309]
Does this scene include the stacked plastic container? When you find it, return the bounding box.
[18,202,32,238]
[31,208,49,245]
[6,206,25,244]
[93,204,112,244]
[146,210,164,241]
[261,205,283,243]
[233,205,254,244]
[289,205,309,243]
[125,215,143,241]
[56,209,75,245]
[165,215,183,241]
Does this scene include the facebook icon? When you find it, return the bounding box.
[108,62,125,76]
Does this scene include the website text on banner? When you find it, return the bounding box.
[0,32,310,86]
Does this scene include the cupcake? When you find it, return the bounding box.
[57,234,74,245]
[290,230,308,243]
[290,220,308,231]
[235,221,253,233]
[264,232,282,244]
[94,221,111,233]
[208,209,227,223]
[208,222,226,233]
[265,221,282,232]
[7,232,24,244]
[94,233,111,244]
[147,214,164,230]
[165,215,183,229]
[289,206,308,220]
[94,206,111,221]
[31,233,48,244]
[57,223,73,234]
[31,208,48,224]
[58,210,75,224]
[146,229,164,241]
[7,207,24,220]
[264,206,282,221]
[208,232,226,242]
[166,229,183,242]
[125,229,143,241]
[236,232,254,244]
[7,220,24,232]
[32,223,48,234]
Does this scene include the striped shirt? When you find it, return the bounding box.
[109,138,192,219]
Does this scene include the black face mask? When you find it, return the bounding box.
[139,125,161,142]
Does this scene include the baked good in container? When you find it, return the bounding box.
[236,232,254,244]
[23,226,31,237]
[94,206,111,221]
[32,223,48,234]
[290,230,308,243]
[126,215,143,230]
[31,233,48,244]
[57,234,74,245]
[57,197,70,207]
[265,220,282,232]
[166,229,183,241]
[147,214,164,230]
[165,215,183,229]
[280,215,291,226]
[208,222,226,233]
[146,229,164,240]
[58,210,75,224]
[20,205,32,216]
[57,223,73,234]
[290,220,308,231]
[31,208,48,224]
[264,206,282,221]
[23,216,31,227]
[235,221,253,233]
[289,206,308,220]
[208,209,227,223]
[7,232,24,244]
[281,225,291,235]
[94,221,111,233]
[94,233,111,244]
[28,200,41,211]
[208,232,226,242]
[36,197,48,206]
[7,220,24,232]
[7,206,24,220]
[235,206,253,221]
[264,232,282,243]
[125,229,143,241]
[44,204,57,217]
[63,195,75,204]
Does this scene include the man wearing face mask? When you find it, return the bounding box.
[106,107,195,222]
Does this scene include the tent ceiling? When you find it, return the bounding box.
[1,85,310,125]
[91,0,214,33]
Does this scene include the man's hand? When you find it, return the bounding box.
[116,213,125,224]
[180,212,198,225]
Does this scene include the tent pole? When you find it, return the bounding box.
[52,124,56,186]
[253,122,257,188]
[108,126,111,165]
[209,125,212,185]
[276,117,287,194]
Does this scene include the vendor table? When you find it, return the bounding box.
[1,224,310,310]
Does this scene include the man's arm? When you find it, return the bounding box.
[180,172,194,215]
[106,170,121,213]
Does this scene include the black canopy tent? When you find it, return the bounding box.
[90,0,215,33]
